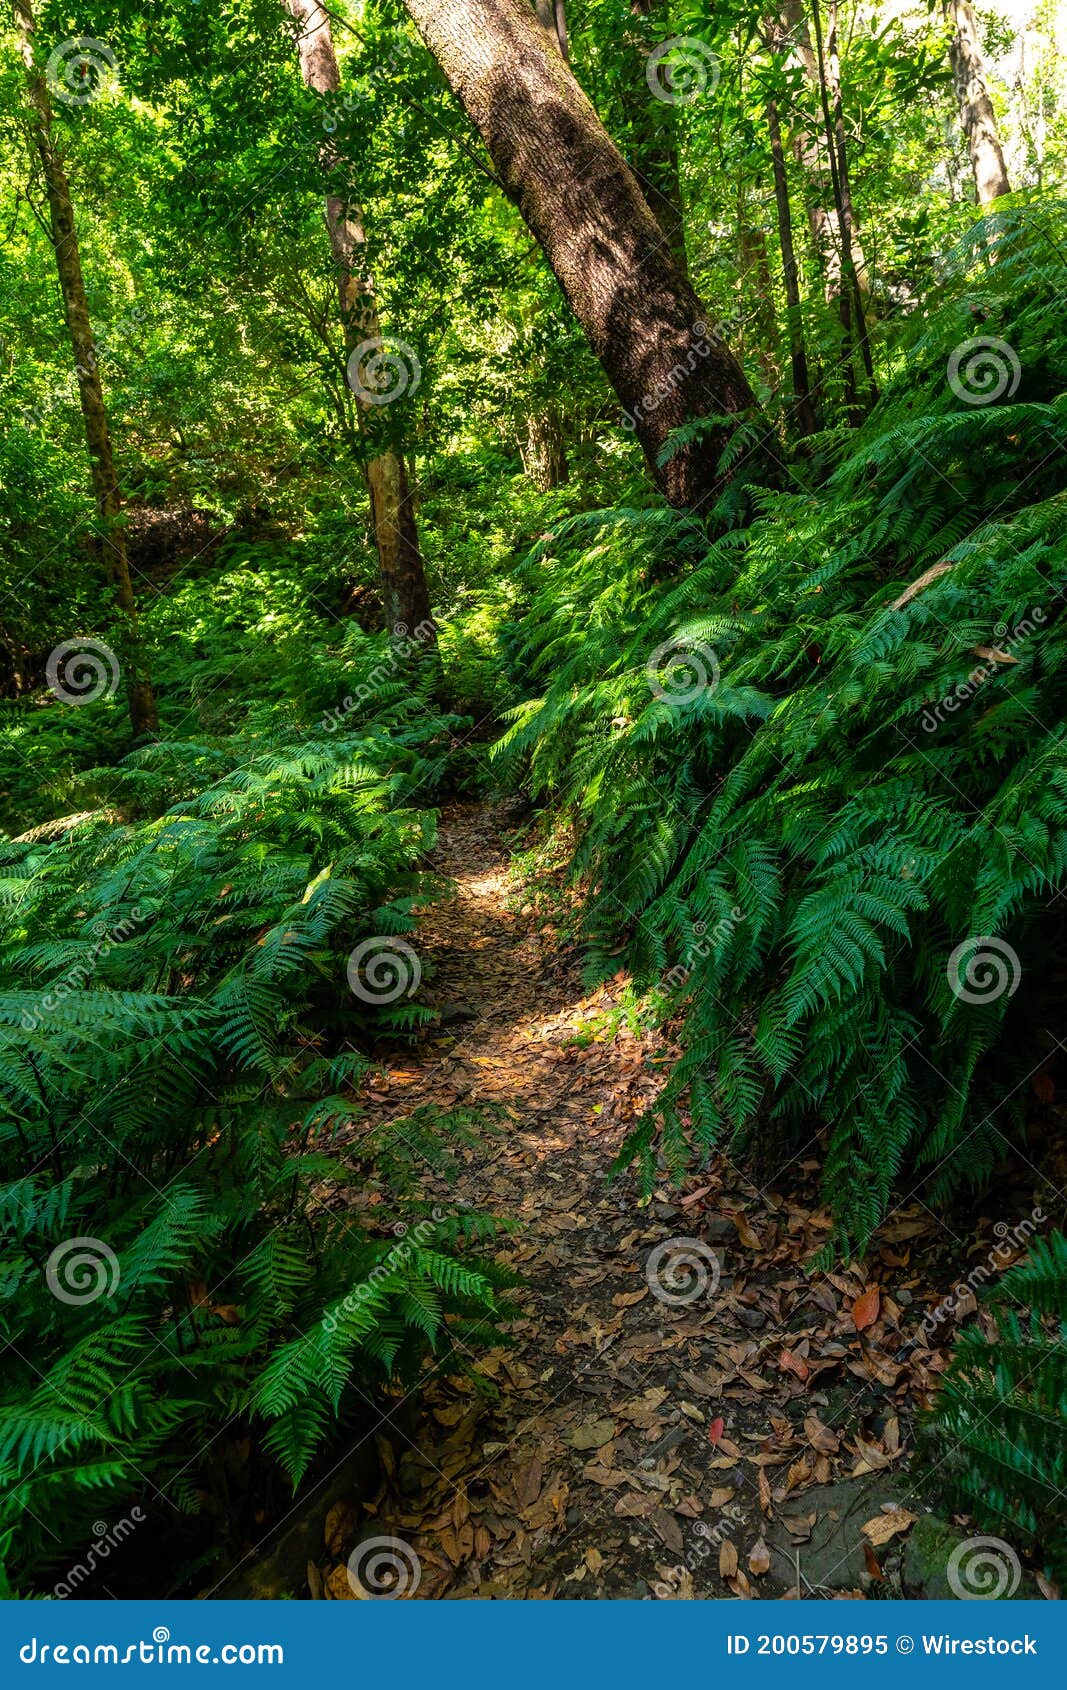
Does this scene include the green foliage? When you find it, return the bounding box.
[497,205,1067,1250]
[927,1231,1067,1576]
[0,614,508,1592]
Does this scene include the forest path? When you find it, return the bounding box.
[314,800,946,1601]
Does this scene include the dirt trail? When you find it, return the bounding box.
[307,802,1004,1601]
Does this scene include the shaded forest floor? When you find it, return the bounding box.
[239,801,1056,1601]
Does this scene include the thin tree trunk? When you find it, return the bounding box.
[944,0,1011,204]
[14,0,158,736]
[534,0,568,59]
[625,0,691,283]
[773,0,871,306]
[521,406,569,488]
[285,0,434,643]
[809,0,876,413]
[402,0,764,509]
[766,95,818,435]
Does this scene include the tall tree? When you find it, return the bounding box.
[401,0,763,509]
[623,0,691,282]
[809,0,876,409]
[13,0,158,735]
[765,93,818,435]
[534,0,568,59]
[944,0,1011,203]
[285,0,434,642]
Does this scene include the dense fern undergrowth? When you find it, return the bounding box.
[498,205,1067,1251]
[0,556,512,1593]
[4,202,1067,1593]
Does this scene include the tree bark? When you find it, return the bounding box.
[773,0,872,308]
[521,406,569,488]
[534,0,568,60]
[14,0,158,736]
[401,0,763,509]
[766,95,818,435]
[624,0,691,283]
[809,0,876,414]
[944,0,1011,204]
[285,0,434,643]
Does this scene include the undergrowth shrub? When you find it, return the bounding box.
[497,203,1067,1251]
[927,1231,1067,1579]
[0,613,507,1593]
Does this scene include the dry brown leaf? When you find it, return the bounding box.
[862,1507,916,1545]
[852,1285,881,1331]
[748,1536,771,1576]
[719,1540,738,1578]
[803,1414,840,1453]
[564,1418,616,1451]
[513,1456,543,1508]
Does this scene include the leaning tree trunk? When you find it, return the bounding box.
[402,0,763,508]
[14,0,157,736]
[944,0,1011,204]
[285,0,434,643]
